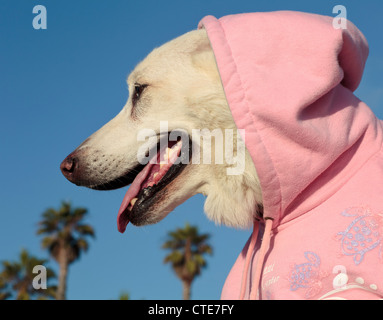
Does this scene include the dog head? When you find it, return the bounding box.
[60,29,262,231]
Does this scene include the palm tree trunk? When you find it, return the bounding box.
[56,249,68,300]
[17,285,29,300]
[182,280,191,300]
[182,237,192,300]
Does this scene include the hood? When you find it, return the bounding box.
[198,11,379,228]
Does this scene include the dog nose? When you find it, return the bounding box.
[60,155,77,178]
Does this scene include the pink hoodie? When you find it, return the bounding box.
[198,11,383,300]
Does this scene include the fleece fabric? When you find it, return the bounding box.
[198,11,383,300]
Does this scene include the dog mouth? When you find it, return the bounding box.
[117,135,191,233]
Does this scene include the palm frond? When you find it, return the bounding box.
[75,224,95,237]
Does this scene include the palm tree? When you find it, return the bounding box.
[37,201,95,300]
[118,291,131,300]
[0,249,56,300]
[162,223,213,300]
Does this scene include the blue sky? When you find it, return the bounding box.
[1,0,383,300]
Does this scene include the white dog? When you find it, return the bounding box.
[61,12,383,300]
[60,28,262,230]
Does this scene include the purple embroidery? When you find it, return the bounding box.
[337,207,382,265]
[289,251,326,298]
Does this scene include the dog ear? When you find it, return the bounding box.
[193,30,212,54]
[190,29,217,74]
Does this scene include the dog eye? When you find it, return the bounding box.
[132,83,148,106]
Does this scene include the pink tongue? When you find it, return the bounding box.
[117,161,155,233]
[117,141,182,233]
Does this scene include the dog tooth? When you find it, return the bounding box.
[166,147,178,162]
[164,147,171,160]
[130,198,138,206]
[160,160,167,168]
